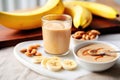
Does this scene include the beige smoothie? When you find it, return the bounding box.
[42,21,71,55]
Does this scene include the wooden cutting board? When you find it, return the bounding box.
[0,26,42,48]
[86,16,120,34]
[0,16,120,48]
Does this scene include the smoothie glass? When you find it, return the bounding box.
[42,14,72,55]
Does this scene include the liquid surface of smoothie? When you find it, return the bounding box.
[77,43,117,62]
[42,21,71,54]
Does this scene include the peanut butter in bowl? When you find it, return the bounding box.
[72,41,120,71]
[77,43,117,63]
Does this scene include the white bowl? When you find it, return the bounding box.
[72,41,120,72]
[71,35,98,46]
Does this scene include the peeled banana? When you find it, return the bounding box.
[64,1,119,19]
[64,3,92,28]
[0,0,64,30]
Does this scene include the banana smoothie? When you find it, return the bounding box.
[42,14,72,55]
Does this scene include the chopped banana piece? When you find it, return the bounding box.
[46,60,62,72]
[62,59,77,70]
[32,56,45,64]
[41,57,50,68]
[49,56,61,61]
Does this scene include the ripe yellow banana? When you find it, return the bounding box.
[62,59,77,70]
[0,0,64,30]
[64,3,92,28]
[64,1,119,19]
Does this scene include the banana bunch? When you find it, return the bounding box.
[64,3,92,28]
[33,56,77,72]
[64,1,119,29]
[64,1,119,19]
[0,0,64,30]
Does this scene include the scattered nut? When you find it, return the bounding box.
[35,44,41,47]
[35,52,42,56]
[20,44,42,57]
[27,46,33,53]
[25,51,33,57]
[31,49,37,55]
[20,48,27,53]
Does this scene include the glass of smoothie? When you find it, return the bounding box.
[42,14,72,55]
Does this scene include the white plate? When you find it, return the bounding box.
[14,40,91,80]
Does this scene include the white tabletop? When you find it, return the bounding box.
[99,34,120,41]
[1,33,120,80]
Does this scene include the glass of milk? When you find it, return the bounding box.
[42,14,72,56]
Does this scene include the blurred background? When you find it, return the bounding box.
[0,0,47,12]
[0,0,120,12]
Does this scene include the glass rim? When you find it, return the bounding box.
[41,14,72,22]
